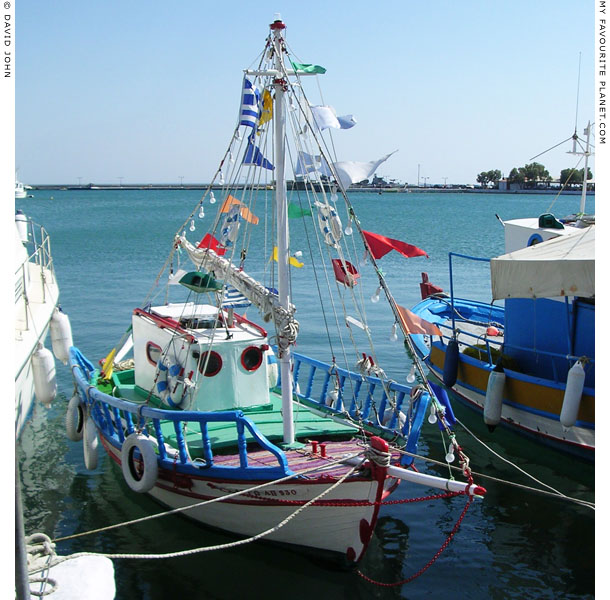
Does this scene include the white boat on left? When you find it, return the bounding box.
[15,209,71,437]
[15,209,117,598]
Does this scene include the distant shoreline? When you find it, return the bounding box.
[26,184,594,195]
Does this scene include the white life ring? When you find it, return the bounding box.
[66,393,85,441]
[121,433,158,493]
[316,201,342,248]
[156,352,192,409]
[83,417,99,470]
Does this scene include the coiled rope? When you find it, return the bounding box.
[25,533,59,597]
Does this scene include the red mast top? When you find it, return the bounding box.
[269,16,285,30]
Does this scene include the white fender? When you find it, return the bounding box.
[484,369,505,429]
[382,409,407,430]
[16,210,28,243]
[83,417,99,470]
[560,359,586,429]
[326,389,339,408]
[121,433,158,493]
[66,393,85,441]
[50,307,73,365]
[31,344,57,406]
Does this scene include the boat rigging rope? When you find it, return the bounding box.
[393,436,595,510]
[454,418,595,510]
[32,461,361,573]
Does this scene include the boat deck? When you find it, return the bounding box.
[210,438,372,480]
[106,371,365,461]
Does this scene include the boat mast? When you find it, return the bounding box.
[270,16,295,446]
[579,121,591,215]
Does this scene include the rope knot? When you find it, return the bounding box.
[365,445,391,468]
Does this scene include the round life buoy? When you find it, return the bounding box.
[156,351,192,409]
[121,433,158,493]
[265,349,278,389]
[83,417,99,470]
[66,393,85,441]
[316,201,342,248]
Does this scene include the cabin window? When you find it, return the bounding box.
[146,342,162,366]
[527,233,543,247]
[241,346,263,372]
[196,350,223,377]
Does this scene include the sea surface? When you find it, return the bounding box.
[16,189,595,599]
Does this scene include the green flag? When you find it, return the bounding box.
[291,61,326,74]
[288,202,312,218]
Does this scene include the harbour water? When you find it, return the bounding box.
[16,189,595,599]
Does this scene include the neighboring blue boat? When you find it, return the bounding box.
[409,207,595,460]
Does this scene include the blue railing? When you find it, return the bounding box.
[70,347,292,481]
[71,345,431,474]
[290,352,430,465]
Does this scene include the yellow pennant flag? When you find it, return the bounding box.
[259,89,273,127]
[101,347,117,380]
[272,246,304,268]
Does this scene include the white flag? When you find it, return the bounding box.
[310,105,357,131]
[332,151,397,189]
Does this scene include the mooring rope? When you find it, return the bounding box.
[52,452,364,544]
[31,462,360,574]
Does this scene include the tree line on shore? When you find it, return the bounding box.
[476,163,593,189]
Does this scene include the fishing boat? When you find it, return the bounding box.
[67,17,484,566]
[408,126,594,460]
[15,209,73,438]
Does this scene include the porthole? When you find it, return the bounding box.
[527,233,543,247]
[197,351,223,377]
[241,346,263,372]
[146,342,162,366]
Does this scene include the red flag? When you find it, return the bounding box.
[198,233,226,256]
[396,304,442,336]
[362,230,428,260]
[331,258,360,287]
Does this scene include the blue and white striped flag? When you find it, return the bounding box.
[240,78,260,129]
[222,285,251,309]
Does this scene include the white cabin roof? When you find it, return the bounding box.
[490,226,595,300]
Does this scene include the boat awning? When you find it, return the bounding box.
[490,226,595,300]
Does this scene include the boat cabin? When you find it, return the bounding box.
[132,302,275,412]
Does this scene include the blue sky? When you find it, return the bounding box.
[12,0,597,185]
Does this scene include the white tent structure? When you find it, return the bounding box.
[490,226,595,300]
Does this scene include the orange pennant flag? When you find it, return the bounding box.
[396,304,442,336]
[220,195,259,225]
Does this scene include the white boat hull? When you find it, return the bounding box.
[100,437,391,562]
[15,224,60,437]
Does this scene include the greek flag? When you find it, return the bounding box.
[222,286,251,309]
[240,78,260,129]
